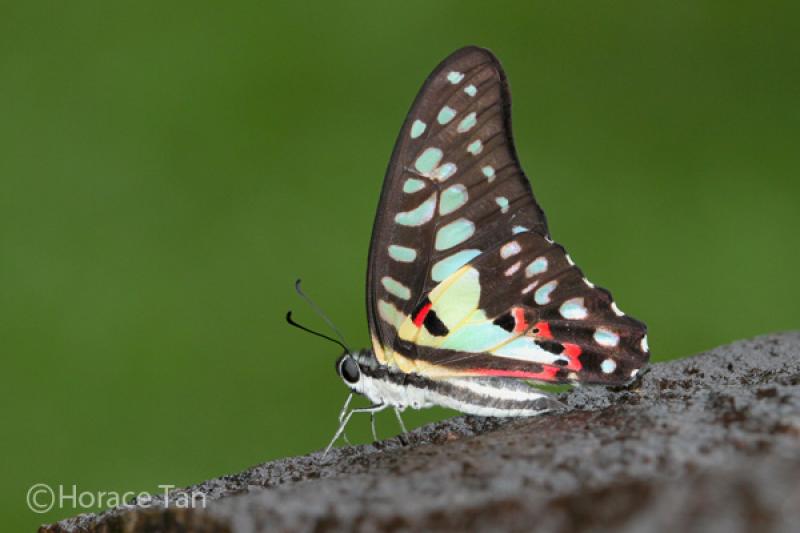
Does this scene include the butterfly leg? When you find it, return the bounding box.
[394,407,409,434]
[323,403,388,458]
[394,407,410,445]
[337,393,354,445]
[370,413,378,442]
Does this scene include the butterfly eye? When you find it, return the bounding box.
[339,356,360,384]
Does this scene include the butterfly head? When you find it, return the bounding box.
[334,349,379,395]
[335,352,360,387]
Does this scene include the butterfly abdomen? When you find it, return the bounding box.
[418,376,563,417]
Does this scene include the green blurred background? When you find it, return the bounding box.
[2,1,798,529]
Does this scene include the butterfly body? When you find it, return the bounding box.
[318,46,649,454]
[337,349,559,418]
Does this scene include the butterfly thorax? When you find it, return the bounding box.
[336,348,561,416]
[336,349,432,410]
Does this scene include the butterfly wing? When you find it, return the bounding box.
[391,231,649,384]
[366,47,648,384]
[366,47,547,359]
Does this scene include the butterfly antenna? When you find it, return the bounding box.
[289,279,352,353]
[286,311,351,353]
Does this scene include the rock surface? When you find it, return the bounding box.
[42,333,800,533]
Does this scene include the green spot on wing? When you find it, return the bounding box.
[388,245,417,262]
[457,112,477,133]
[415,148,443,174]
[431,249,481,282]
[435,218,475,250]
[395,193,436,226]
[439,184,468,215]
[526,257,548,276]
[495,196,509,213]
[410,120,426,139]
[446,71,464,84]
[403,178,425,194]
[381,276,411,300]
[437,106,456,125]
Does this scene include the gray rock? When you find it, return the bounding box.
[41,332,800,533]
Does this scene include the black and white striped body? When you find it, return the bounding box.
[339,349,561,417]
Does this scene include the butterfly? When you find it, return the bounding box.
[292,46,649,455]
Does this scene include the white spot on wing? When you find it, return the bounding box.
[611,302,625,316]
[505,261,521,277]
[601,358,617,374]
[500,241,521,259]
[467,139,483,155]
[559,297,588,319]
[492,336,564,365]
[522,280,539,294]
[594,327,620,347]
[525,257,548,277]
[534,281,557,305]
[447,71,464,84]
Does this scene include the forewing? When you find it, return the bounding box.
[366,47,548,365]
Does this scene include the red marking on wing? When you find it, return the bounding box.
[413,302,432,327]
[562,343,583,371]
[471,366,560,381]
[512,307,527,334]
[532,321,552,340]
